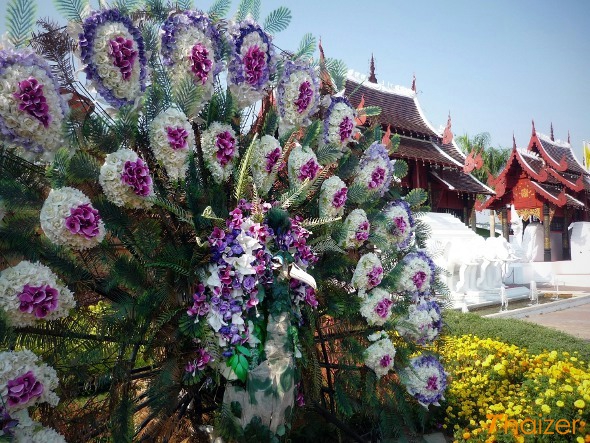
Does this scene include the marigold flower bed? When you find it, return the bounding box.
[440,335,590,442]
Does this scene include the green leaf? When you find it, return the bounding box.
[405,188,428,208]
[393,159,408,178]
[172,76,204,119]
[236,345,251,357]
[52,0,89,22]
[326,58,348,91]
[179,314,203,339]
[250,0,261,20]
[235,0,253,21]
[316,143,341,166]
[229,354,249,382]
[208,0,231,20]
[6,0,37,48]
[300,120,321,147]
[230,401,242,418]
[295,33,316,60]
[358,106,381,117]
[177,0,193,9]
[234,134,257,201]
[276,424,286,436]
[263,6,292,34]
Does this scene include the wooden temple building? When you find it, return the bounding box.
[476,122,590,261]
[344,58,494,225]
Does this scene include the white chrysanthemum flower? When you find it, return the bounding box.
[0,261,76,327]
[374,200,415,250]
[99,148,154,208]
[323,97,359,151]
[319,176,347,218]
[402,355,447,407]
[40,187,106,251]
[149,108,195,180]
[200,122,239,184]
[360,288,394,326]
[364,336,396,379]
[0,349,60,411]
[287,144,320,187]
[250,135,282,195]
[351,252,383,296]
[397,251,435,296]
[277,60,320,133]
[339,208,370,249]
[396,301,442,345]
[12,409,67,443]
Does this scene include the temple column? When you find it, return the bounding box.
[501,207,509,240]
[463,195,469,226]
[543,203,551,262]
[470,205,477,232]
[489,210,496,238]
[562,207,570,260]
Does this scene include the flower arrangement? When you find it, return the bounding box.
[99,148,154,208]
[0,350,59,411]
[353,141,395,196]
[8,409,66,443]
[378,200,415,250]
[339,208,370,249]
[250,135,282,195]
[0,49,68,162]
[396,300,442,345]
[319,175,347,218]
[228,20,275,108]
[276,60,320,132]
[402,354,447,407]
[160,10,223,110]
[149,107,195,180]
[200,122,239,184]
[351,252,383,295]
[40,187,106,250]
[323,96,359,150]
[287,144,320,186]
[396,250,436,298]
[0,261,75,327]
[78,9,147,107]
[360,288,394,326]
[365,331,396,379]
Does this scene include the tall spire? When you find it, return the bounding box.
[513,132,517,149]
[532,119,536,136]
[568,130,571,144]
[411,73,416,92]
[368,54,377,83]
[550,122,554,141]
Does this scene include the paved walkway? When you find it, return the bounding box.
[521,300,590,341]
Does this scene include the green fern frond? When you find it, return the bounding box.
[315,143,341,166]
[235,0,253,21]
[300,216,341,228]
[295,33,316,60]
[148,196,193,225]
[234,134,257,201]
[393,159,408,178]
[357,106,381,118]
[326,58,348,91]
[300,120,321,147]
[52,0,89,22]
[250,0,261,20]
[110,0,142,14]
[263,6,292,34]
[208,0,231,20]
[405,188,428,209]
[172,76,204,120]
[176,0,193,9]
[6,0,37,48]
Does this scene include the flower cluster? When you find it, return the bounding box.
[78,9,146,107]
[319,175,347,218]
[276,60,320,132]
[353,142,395,196]
[364,331,396,379]
[99,148,154,208]
[351,252,383,295]
[360,288,394,326]
[0,49,68,162]
[397,251,436,299]
[228,20,275,108]
[442,336,590,443]
[160,11,223,110]
[323,96,359,150]
[378,200,415,250]
[0,350,59,411]
[402,354,447,407]
[339,209,370,249]
[250,135,282,195]
[0,261,75,327]
[396,300,442,345]
[9,409,66,443]
[149,108,195,180]
[40,187,106,250]
[200,122,239,183]
[288,144,320,186]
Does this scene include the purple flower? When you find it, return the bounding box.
[405,354,447,405]
[196,348,212,370]
[189,43,212,85]
[208,226,226,248]
[166,126,189,150]
[394,216,407,234]
[332,187,348,209]
[368,167,386,189]
[242,275,256,292]
[339,116,354,142]
[304,286,318,308]
[0,405,18,436]
[412,271,427,290]
[296,382,305,407]
[215,131,237,166]
[294,81,313,114]
[374,298,393,319]
[265,147,281,173]
[108,36,137,81]
[13,77,50,128]
[367,266,383,289]
[356,221,370,242]
[187,286,210,317]
[17,284,59,318]
[426,375,439,391]
[6,371,43,407]
[358,142,395,196]
[243,45,266,86]
[65,204,102,239]
[379,355,392,368]
[227,208,243,230]
[323,96,355,145]
[298,158,320,181]
[121,158,152,196]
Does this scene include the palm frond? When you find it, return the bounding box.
[6,0,37,48]
[263,6,291,34]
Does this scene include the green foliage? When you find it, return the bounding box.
[110,0,142,14]
[235,0,254,21]
[172,76,204,120]
[326,58,348,91]
[52,0,89,22]
[295,33,316,60]
[300,120,321,147]
[393,158,408,178]
[235,135,257,201]
[176,0,193,9]
[208,0,231,20]
[404,188,428,209]
[357,106,382,118]
[263,6,292,34]
[315,143,341,166]
[6,0,37,48]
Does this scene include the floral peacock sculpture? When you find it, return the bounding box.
[0,0,448,441]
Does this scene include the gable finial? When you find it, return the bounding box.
[550,122,554,141]
[368,54,377,83]
[532,119,536,136]
[513,132,517,149]
[568,130,571,144]
[411,73,416,92]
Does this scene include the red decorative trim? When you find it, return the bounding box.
[546,169,585,192]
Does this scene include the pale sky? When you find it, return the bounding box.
[2,0,589,161]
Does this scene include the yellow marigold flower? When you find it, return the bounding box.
[556,400,565,407]
[576,437,584,443]
[535,398,544,405]
[574,399,586,408]
[563,384,574,392]
[463,432,471,440]
[541,404,551,413]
